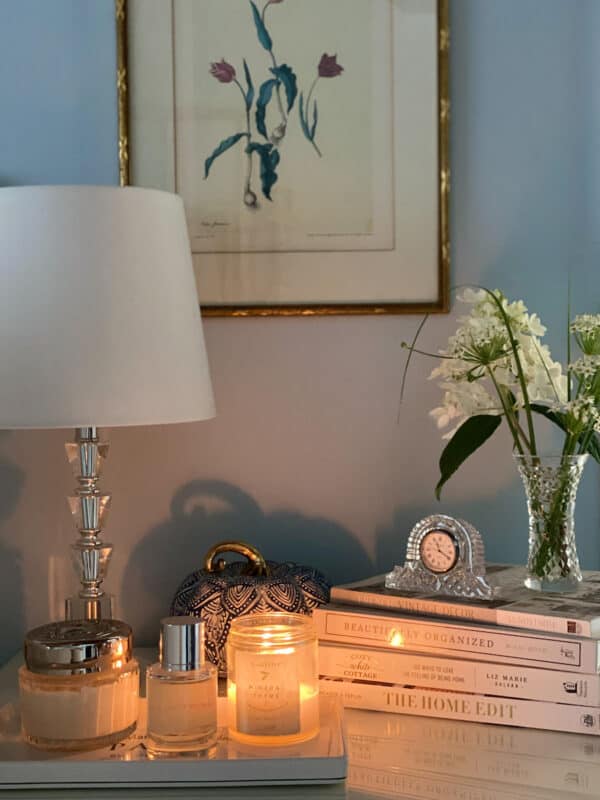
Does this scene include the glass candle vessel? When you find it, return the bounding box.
[227,612,319,746]
[18,619,139,751]
[146,617,218,756]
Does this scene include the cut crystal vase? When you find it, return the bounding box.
[514,454,587,593]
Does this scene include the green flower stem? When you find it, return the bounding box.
[515,420,532,452]
[261,3,287,128]
[484,288,538,456]
[400,343,453,360]
[567,278,572,402]
[487,367,525,455]
[531,463,576,579]
[530,336,562,405]
[269,55,287,125]
[306,76,322,157]
[234,79,254,192]
[578,427,596,456]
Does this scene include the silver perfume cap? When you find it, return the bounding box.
[159,616,205,670]
[24,619,133,676]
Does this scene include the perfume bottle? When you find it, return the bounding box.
[146,616,217,755]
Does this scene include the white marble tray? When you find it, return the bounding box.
[0,658,346,790]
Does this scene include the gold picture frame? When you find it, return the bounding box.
[116,0,450,317]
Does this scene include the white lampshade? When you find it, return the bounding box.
[0,185,215,428]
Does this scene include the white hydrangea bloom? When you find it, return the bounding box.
[430,380,501,439]
[428,289,567,437]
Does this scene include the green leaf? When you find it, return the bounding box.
[270,64,297,112]
[531,403,600,464]
[435,415,502,500]
[586,434,600,463]
[256,78,278,139]
[204,132,246,178]
[246,142,279,200]
[249,1,272,51]
[310,98,318,139]
[298,92,311,140]
[243,59,254,111]
[530,403,568,431]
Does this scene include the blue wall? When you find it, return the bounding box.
[0,0,597,662]
[0,0,118,185]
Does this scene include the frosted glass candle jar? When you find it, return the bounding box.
[19,620,139,751]
[227,613,319,746]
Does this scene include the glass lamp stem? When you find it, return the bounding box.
[64,427,113,621]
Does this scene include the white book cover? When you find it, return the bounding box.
[313,605,599,673]
[347,727,600,796]
[320,678,600,736]
[319,643,600,706]
[344,708,600,764]
[332,564,600,638]
[348,765,581,800]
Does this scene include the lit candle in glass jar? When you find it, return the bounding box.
[226,613,319,746]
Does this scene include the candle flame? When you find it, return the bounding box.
[389,629,404,648]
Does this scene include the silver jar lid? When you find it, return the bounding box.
[159,616,205,670]
[24,619,133,676]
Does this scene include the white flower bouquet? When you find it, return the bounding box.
[404,288,600,589]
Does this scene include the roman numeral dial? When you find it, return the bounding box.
[419,530,459,574]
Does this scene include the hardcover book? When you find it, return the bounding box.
[320,678,600,736]
[319,642,600,706]
[331,564,600,638]
[313,605,600,673]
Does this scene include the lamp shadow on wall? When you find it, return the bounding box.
[0,434,26,663]
[121,479,371,646]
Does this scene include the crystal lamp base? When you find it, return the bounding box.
[65,594,114,622]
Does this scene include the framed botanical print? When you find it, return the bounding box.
[116,0,450,316]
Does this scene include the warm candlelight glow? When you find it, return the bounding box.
[226,613,319,746]
[389,629,404,648]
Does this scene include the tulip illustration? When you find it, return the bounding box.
[318,54,344,78]
[209,59,236,84]
[204,3,344,208]
[299,53,344,157]
[254,0,294,145]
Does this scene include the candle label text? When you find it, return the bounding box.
[236,652,300,736]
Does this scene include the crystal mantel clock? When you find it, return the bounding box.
[385,515,494,599]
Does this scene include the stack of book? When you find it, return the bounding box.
[315,564,600,736]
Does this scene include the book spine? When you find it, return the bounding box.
[344,708,600,765]
[347,733,600,796]
[496,608,593,638]
[331,585,499,625]
[319,643,600,706]
[319,678,600,736]
[348,765,574,800]
[330,586,594,638]
[314,607,598,673]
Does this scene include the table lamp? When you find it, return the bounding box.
[0,185,215,621]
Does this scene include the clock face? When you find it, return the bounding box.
[419,529,459,574]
